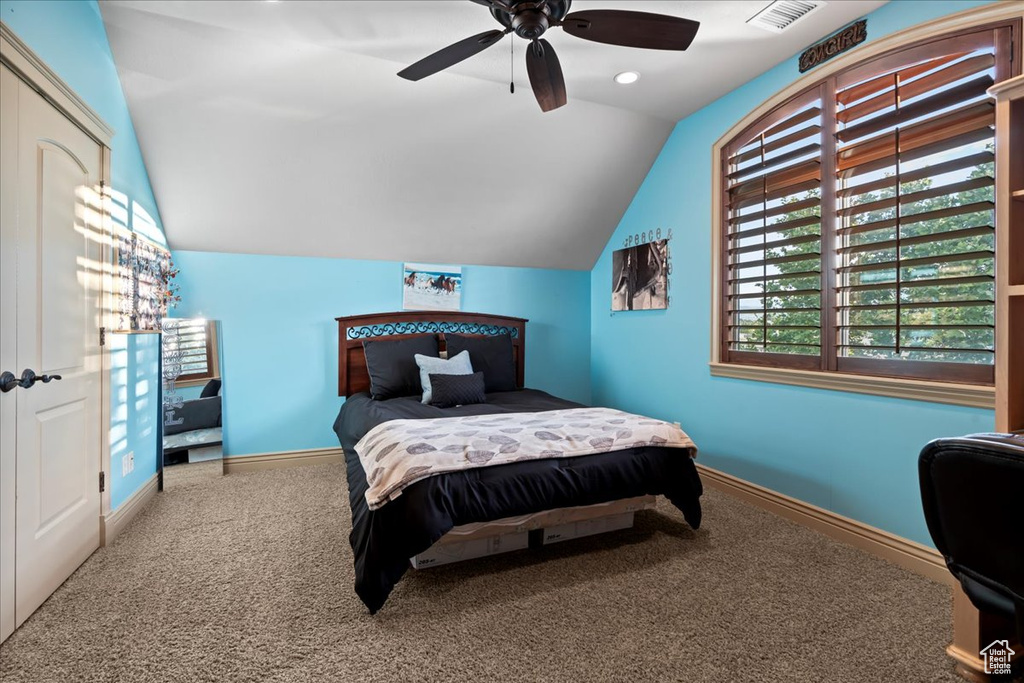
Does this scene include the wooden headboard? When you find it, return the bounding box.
[335,311,528,397]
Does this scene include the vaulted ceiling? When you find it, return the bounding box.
[101,0,885,270]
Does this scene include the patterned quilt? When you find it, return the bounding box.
[354,407,697,510]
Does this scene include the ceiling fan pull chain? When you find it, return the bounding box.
[510,34,515,94]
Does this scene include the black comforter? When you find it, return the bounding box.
[333,389,703,613]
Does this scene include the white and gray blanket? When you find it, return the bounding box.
[354,408,697,510]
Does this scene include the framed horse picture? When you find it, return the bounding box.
[612,240,668,311]
[402,263,463,312]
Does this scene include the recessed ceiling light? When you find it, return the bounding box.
[614,71,640,85]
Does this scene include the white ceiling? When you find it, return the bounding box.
[100,0,885,270]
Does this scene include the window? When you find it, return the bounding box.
[162,318,218,385]
[723,88,825,368]
[719,22,1018,385]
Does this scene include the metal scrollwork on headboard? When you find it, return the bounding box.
[336,311,529,397]
[347,321,520,340]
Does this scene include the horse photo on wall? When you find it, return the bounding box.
[403,263,462,311]
[612,239,669,311]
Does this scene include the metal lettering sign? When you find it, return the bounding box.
[799,20,867,73]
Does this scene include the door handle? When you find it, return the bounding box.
[0,371,17,393]
[0,369,62,392]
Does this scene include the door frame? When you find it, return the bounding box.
[0,21,115,637]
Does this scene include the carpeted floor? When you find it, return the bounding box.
[0,463,966,682]
[163,460,224,490]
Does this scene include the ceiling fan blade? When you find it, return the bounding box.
[526,39,567,113]
[398,30,506,81]
[561,10,699,51]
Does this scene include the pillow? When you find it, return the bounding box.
[199,378,221,398]
[414,350,473,404]
[429,371,487,408]
[444,333,517,392]
[362,335,439,400]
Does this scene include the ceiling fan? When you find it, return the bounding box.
[397,0,700,112]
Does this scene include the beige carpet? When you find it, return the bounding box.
[163,460,223,490]
[0,463,968,682]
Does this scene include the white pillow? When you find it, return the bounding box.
[414,350,473,404]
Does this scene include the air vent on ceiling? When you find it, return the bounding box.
[747,1,825,33]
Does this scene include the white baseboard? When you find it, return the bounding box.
[696,464,952,586]
[100,473,158,546]
[222,447,344,474]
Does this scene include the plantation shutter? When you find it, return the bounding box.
[833,38,998,383]
[163,318,216,382]
[718,24,1013,383]
[723,88,824,368]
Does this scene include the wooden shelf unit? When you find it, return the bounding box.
[990,73,1024,434]
[945,72,1024,683]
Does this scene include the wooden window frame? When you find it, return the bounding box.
[710,6,1022,408]
[720,84,827,372]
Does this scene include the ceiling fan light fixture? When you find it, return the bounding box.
[614,71,640,85]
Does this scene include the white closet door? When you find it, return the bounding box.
[0,63,104,640]
[0,62,19,645]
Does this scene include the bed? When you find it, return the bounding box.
[333,311,703,613]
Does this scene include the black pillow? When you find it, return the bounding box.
[429,371,487,408]
[199,378,221,398]
[444,333,517,392]
[362,335,439,400]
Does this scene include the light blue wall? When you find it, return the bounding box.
[172,251,592,457]
[2,0,166,509]
[589,0,998,547]
[108,334,160,509]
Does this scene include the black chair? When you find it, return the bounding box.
[919,433,1024,653]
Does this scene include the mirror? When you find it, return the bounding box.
[160,317,224,487]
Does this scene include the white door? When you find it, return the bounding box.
[0,63,104,641]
